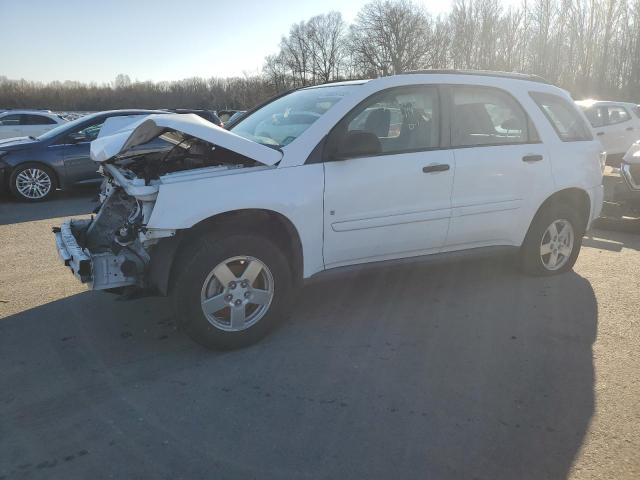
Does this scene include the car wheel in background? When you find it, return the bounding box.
[9,162,57,202]
[520,204,585,276]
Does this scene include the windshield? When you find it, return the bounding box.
[231,85,359,148]
[36,112,100,141]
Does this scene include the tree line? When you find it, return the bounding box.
[1,0,639,111]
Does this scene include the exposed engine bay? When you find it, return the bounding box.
[54,113,282,292]
[107,131,260,185]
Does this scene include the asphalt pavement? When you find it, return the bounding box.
[1,188,639,479]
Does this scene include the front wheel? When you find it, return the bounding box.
[171,233,293,350]
[520,205,584,276]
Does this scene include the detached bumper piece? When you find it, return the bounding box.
[53,219,143,290]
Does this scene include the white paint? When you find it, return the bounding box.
[90,113,282,165]
[103,73,604,279]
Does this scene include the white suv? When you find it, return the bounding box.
[54,71,604,349]
[576,100,640,165]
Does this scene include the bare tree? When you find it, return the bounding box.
[349,0,433,75]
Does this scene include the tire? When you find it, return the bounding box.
[9,162,57,202]
[171,232,293,350]
[520,204,585,276]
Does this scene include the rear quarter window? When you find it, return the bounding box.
[530,92,593,142]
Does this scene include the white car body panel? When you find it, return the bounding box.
[91,113,282,165]
[323,150,454,268]
[0,110,66,140]
[85,73,603,282]
[576,100,640,156]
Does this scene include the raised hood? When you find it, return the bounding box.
[90,113,282,166]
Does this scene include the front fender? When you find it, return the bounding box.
[147,164,325,278]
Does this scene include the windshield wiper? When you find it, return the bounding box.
[28,136,38,141]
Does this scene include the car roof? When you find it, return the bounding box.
[0,109,57,116]
[576,99,639,108]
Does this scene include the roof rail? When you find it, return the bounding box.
[403,69,551,84]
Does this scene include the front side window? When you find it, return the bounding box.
[606,106,630,125]
[75,121,105,141]
[582,106,606,128]
[633,105,640,119]
[231,85,358,148]
[530,92,593,142]
[325,86,440,159]
[451,86,531,147]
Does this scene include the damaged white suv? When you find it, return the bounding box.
[54,71,603,349]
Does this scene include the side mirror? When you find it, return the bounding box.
[334,131,381,160]
[68,132,87,143]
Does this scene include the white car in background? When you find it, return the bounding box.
[54,71,603,350]
[576,100,640,165]
[0,110,67,140]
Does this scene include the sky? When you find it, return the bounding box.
[1,0,519,84]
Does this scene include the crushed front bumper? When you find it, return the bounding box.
[53,219,143,290]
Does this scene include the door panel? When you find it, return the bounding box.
[322,84,453,268]
[323,150,454,267]
[445,86,553,248]
[447,144,550,247]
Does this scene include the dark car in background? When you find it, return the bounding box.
[0,109,162,201]
[164,109,223,126]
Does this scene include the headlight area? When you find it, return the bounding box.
[54,177,175,291]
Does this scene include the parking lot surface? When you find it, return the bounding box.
[1,189,639,479]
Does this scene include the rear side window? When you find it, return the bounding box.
[606,106,630,125]
[451,86,535,147]
[23,114,57,125]
[530,92,593,141]
[0,114,23,126]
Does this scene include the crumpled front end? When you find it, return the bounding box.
[53,179,169,291]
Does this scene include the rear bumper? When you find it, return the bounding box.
[54,219,142,290]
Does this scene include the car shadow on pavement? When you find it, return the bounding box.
[584,226,640,252]
[0,185,98,226]
[0,258,596,480]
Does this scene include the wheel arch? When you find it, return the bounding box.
[148,208,304,296]
[524,188,591,244]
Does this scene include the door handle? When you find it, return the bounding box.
[522,154,543,162]
[596,131,605,136]
[626,127,634,131]
[422,164,450,173]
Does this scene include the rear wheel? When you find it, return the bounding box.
[9,163,56,202]
[171,233,293,350]
[520,204,584,276]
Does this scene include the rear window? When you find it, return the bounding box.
[530,92,593,142]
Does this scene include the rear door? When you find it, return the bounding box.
[323,85,454,268]
[596,105,635,156]
[0,114,23,139]
[445,85,552,249]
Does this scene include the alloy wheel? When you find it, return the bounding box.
[539,219,575,271]
[15,168,52,200]
[200,256,275,332]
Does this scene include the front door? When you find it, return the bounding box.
[322,85,454,268]
[62,120,105,183]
